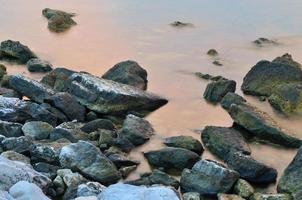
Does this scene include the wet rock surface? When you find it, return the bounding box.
[42,8,77,32]
[0,40,36,63]
[204,79,236,103]
[164,135,204,155]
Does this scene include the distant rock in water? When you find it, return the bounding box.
[42,8,77,32]
[213,60,223,66]
[204,79,236,103]
[207,49,218,56]
[170,21,193,27]
[253,37,278,47]
[102,60,148,90]
[27,58,53,73]
[0,40,36,63]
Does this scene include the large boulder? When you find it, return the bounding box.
[242,53,302,96]
[277,146,302,200]
[98,183,180,200]
[164,135,204,155]
[0,40,36,63]
[1,150,31,164]
[9,75,55,103]
[9,181,50,200]
[119,114,154,146]
[228,103,302,148]
[204,79,236,103]
[27,58,53,73]
[0,96,57,125]
[22,121,53,140]
[0,156,51,191]
[144,147,200,171]
[0,120,23,137]
[59,141,121,185]
[65,73,168,115]
[42,8,77,32]
[180,159,239,195]
[201,126,251,160]
[81,119,116,133]
[102,60,148,90]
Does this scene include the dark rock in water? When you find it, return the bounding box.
[144,147,200,171]
[268,83,302,115]
[253,38,278,47]
[204,79,236,103]
[170,21,193,27]
[278,146,302,200]
[242,53,302,96]
[119,114,155,146]
[107,153,140,168]
[226,152,277,184]
[228,103,302,148]
[0,40,36,63]
[102,60,148,90]
[0,96,57,125]
[22,121,53,140]
[180,159,239,195]
[207,49,218,56]
[164,135,204,155]
[47,92,86,121]
[0,120,23,137]
[213,60,223,66]
[221,92,247,110]
[9,74,55,103]
[42,8,77,32]
[2,136,33,153]
[27,58,53,73]
[127,169,180,189]
[65,73,168,115]
[50,122,89,142]
[195,72,213,80]
[0,64,7,80]
[81,119,116,133]
[59,141,121,185]
[250,193,292,200]
[77,182,106,198]
[41,67,76,91]
[201,126,251,160]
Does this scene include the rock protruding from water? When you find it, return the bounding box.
[65,73,168,115]
[253,38,278,47]
[41,67,76,91]
[27,58,53,73]
[170,21,193,28]
[164,135,204,155]
[0,40,37,63]
[102,60,148,90]
[204,79,236,103]
[42,8,77,32]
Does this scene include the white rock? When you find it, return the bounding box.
[9,181,50,200]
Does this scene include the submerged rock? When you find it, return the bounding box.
[250,193,292,200]
[207,49,218,56]
[42,8,77,32]
[170,21,193,27]
[253,38,278,47]
[220,92,247,110]
[77,182,106,197]
[0,40,36,63]
[180,159,239,195]
[102,60,148,90]
[81,119,116,133]
[144,147,200,171]
[218,194,245,200]
[164,135,204,155]
[1,150,30,164]
[65,73,168,115]
[50,122,88,142]
[233,179,254,199]
[27,58,53,73]
[204,79,236,103]
[278,146,302,200]
[9,181,50,200]
[183,192,200,200]
[2,136,33,153]
[213,60,223,66]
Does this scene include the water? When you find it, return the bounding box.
[1,0,302,192]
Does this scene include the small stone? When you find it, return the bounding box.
[9,181,50,200]
[207,49,218,56]
[218,194,245,200]
[2,136,33,153]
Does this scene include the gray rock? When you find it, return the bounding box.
[59,141,121,185]
[2,136,33,153]
[22,121,53,140]
[42,8,77,32]
[180,159,239,195]
[0,120,23,137]
[0,87,20,98]
[102,60,148,90]
[234,179,254,199]
[220,92,246,111]
[119,165,137,178]
[253,38,278,47]
[1,150,30,164]
[9,181,50,200]
[164,135,204,155]
[40,103,69,123]
[144,147,200,171]
[218,194,245,200]
[204,79,236,103]
[0,40,36,63]
[81,119,116,133]
[207,49,218,56]
[27,58,53,73]
[65,73,168,115]
[0,191,14,200]
[250,193,292,200]
[98,183,180,200]
[77,182,106,197]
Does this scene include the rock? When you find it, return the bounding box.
[1,150,30,164]
[0,40,36,63]
[112,136,135,153]
[50,122,88,142]
[180,159,239,195]
[102,60,148,90]
[170,21,193,27]
[259,96,266,102]
[127,169,179,189]
[226,152,277,184]
[41,67,76,91]
[98,183,181,200]
[220,93,247,110]
[53,175,65,196]
[213,60,223,66]
[27,58,53,73]
[144,147,200,171]
[0,156,51,191]
[0,87,20,98]
[201,126,251,160]
[107,153,139,168]
[119,114,155,146]
[2,136,33,153]
[9,74,55,103]
[207,49,218,56]
[253,38,278,47]
[0,120,23,137]
[86,111,98,121]
[42,8,77,32]
[241,53,302,96]
[250,193,292,200]
[204,79,236,103]
[234,179,254,199]
[81,119,116,133]
[77,182,106,197]
[47,92,86,121]
[97,129,116,149]
[9,181,50,200]
[33,162,60,179]
[164,136,204,155]
[65,73,168,115]
[278,146,302,200]
[195,72,213,80]
[228,103,302,148]
[218,194,245,200]
[0,191,14,200]
[30,143,59,164]
[59,141,121,185]
[22,121,53,140]
[268,83,302,115]
[0,64,7,80]
[183,192,200,200]
[119,165,137,178]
